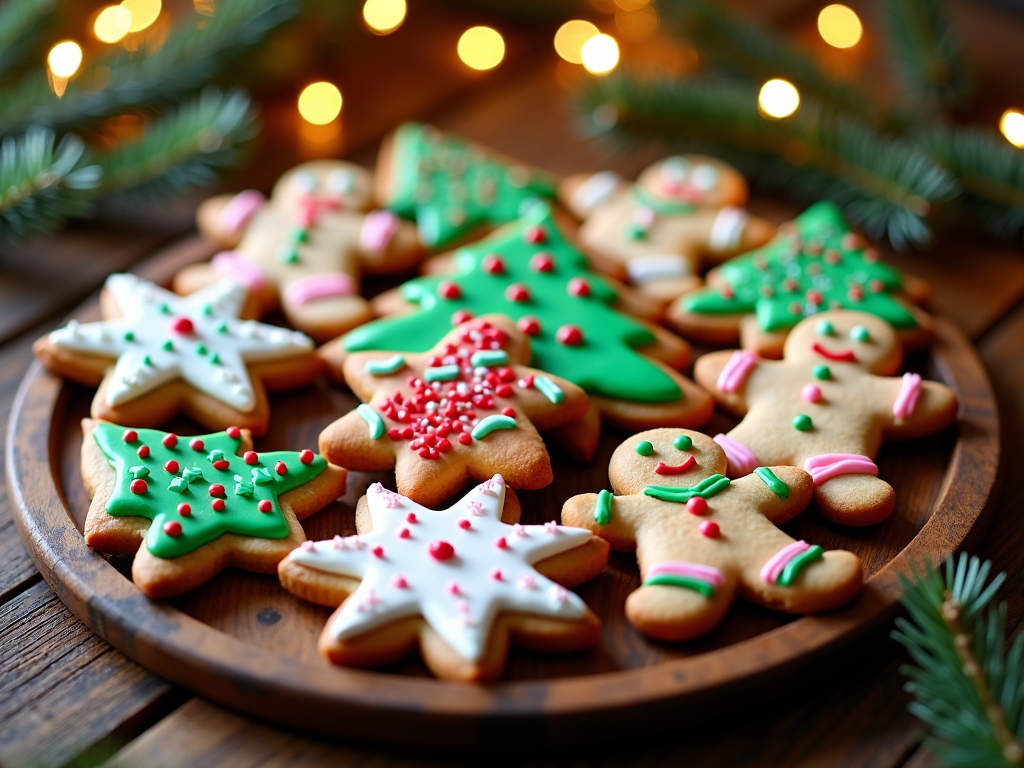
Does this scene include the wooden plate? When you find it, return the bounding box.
[6,240,999,749]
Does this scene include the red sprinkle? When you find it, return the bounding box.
[226,426,241,439]
[863,248,879,263]
[699,520,720,538]
[438,281,462,300]
[177,503,191,516]
[495,383,513,398]
[524,226,547,245]
[451,310,474,325]
[529,252,554,272]
[869,279,884,293]
[136,445,150,459]
[501,407,516,418]
[482,254,505,274]
[720,285,735,300]
[244,451,259,465]
[505,283,530,302]
[299,449,314,465]
[517,316,541,336]
[213,459,229,470]
[162,433,178,448]
[406,512,417,523]
[556,325,583,346]
[164,460,179,474]
[212,498,226,512]
[258,500,272,512]
[568,278,591,297]
[275,461,287,475]
[123,429,138,443]
[428,540,455,560]
[848,285,864,301]
[806,290,824,305]
[190,439,204,451]
[171,316,194,335]
[686,497,708,515]
[495,536,508,549]
[163,521,182,537]
[209,484,226,498]
[129,478,148,494]
[372,545,385,558]
[398,527,411,539]
[457,519,471,530]
[458,432,472,445]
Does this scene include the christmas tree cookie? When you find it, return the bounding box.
[175,160,424,342]
[81,420,347,598]
[33,274,324,435]
[694,310,958,526]
[666,202,934,358]
[333,202,713,457]
[279,474,608,681]
[559,155,775,308]
[376,122,558,249]
[561,429,862,641]
[320,315,589,507]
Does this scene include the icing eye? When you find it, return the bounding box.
[815,320,835,337]
[690,165,719,191]
[850,325,871,342]
[291,171,317,193]
[673,434,692,451]
[661,157,690,182]
[634,440,654,456]
[326,168,355,194]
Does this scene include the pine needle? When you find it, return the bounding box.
[0,0,54,80]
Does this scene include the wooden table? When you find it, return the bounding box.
[2,1,1023,765]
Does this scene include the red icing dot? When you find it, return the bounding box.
[275,461,287,475]
[869,279,884,293]
[190,438,204,451]
[789,301,803,316]
[495,383,513,398]
[482,254,505,274]
[495,536,508,549]
[129,478,148,494]
[782,279,799,293]
[123,429,138,443]
[209,483,226,497]
[406,512,417,523]
[164,460,179,474]
[398,527,411,539]
[824,250,841,265]
[162,433,178,448]
[438,281,462,300]
[806,290,823,305]
[244,451,259,465]
[177,503,191,516]
[517,316,541,336]
[299,449,314,465]
[686,497,708,515]
[529,252,554,272]
[451,309,474,325]
[428,540,455,560]
[505,283,530,302]
[720,285,735,300]
[556,325,583,346]
[699,520,720,538]
[760,285,775,298]
[213,459,229,470]
[137,445,150,459]
[524,226,547,244]
[163,520,182,537]
[371,545,385,558]
[458,519,471,530]
[226,426,241,439]
[436,437,452,452]
[258,499,272,512]
[863,248,879,263]
[501,407,516,418]
[568,278,591,297]
[490,568,502,580]
[458,432,472,445]
[171,316,194,335]
[848,285,864,301]
[211,498,226,512]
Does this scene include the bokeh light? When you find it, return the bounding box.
[581,33,619,75]
[614,0,650,10]
[458,26,505,71]
[554,20,599,64]
[817,4,863,49]
[759,79,800,118]
[47,41,83,78]
[298,82,343,125]
[121,0,161,33]
[1001,110,1024,148]
[363,0,406,35]
[615,6,659,40]
[94,6,133,43]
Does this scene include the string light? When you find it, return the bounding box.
[47,41,83,78]
[817,4,862,49]
[298,82,343,125]
[581,33,619,75]
[1000,110,1024,148]
[554,20,599,64]
[94,6,133,43]
[363,0,406,35]
[121,0,161,33]
[457,26,504,71]
[759,79,800,118]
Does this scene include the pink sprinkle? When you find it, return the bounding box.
[517,576,536,590]
[513,524,527,537]
[302,541,316,552]
[447,580,460,595]
[490,568,502,580]
[391,574,408,589]
[332,535,345,549]
[544,521,558,533]
[802,383,823,403]
[458,519,471,529]
[466,501,483,516]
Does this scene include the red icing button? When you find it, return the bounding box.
[686,497,708,515]
[122,429,138,443]
[406,512,417,523]
[438,281,462,300]
[428,540,455,561]
[372,545,385,558]
[213,459,229,470]
[495,536,508,550]
[275,461,287,475]
[129,478,148,494]
[163,521,182,537]
[171,316,194,335]
[211,498,226,512]
[451,310,474,325]
[137,445,150,459]
[505,283,530,302]
[524,226,547,245]
[299,449,314,465]
[226,426,241,439]
[517,316,541,336]
[209,483,226,497]
[568,278,591,297]
[190,439,204,451]
[458,519,471,530]
[177,503,191,516]
[244,451,259,465]
[162,433,178,448]
[164,460,179,474]
[529,252,554,272]
[398,527,411,539]
[806,290,823,305]
[699,520,720,538]
[482,254,505,274]
[556,325,583,346]
[258,500,272,512]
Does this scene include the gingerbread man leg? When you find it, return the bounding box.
[626,577,737,641]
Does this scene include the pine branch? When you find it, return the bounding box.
[0,0,54,80]
[96,88,258,198]
[893,554,1024,768]
[0,126,100,243]
[882,0,973,111]
[574,75,957,249]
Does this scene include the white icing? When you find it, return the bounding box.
[690,164,720,191]
[48,274,313,412]
[570,171,624,213]
[660,157,690,182]
[289,475,591,662]
[326,168,355,194]
[626,254,691,284]
[291,171,317,193]
[709,206,749,252]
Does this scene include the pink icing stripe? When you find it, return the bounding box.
[717,350,759,393]
[360,209,401,254]
[647,561,725,587]
[803,453,878,486]
[211,251,267,291]
[760,541,811,584]
[893,373,922,420]
[283,273,355,306]
[218,190,265,235]
[713,433,758,476]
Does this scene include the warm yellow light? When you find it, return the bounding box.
[817,4,862,49]
[94,6,133,43]
[121,0,161,33]
[47,41,83,78]
[458,26,505,71]
[581,33,619,75]
[554,20,599,64]
[759,78,800,118]
[1001,110,1024,148]
[298,82,343,125]
[614,0,650,9]
[362,0,406,35]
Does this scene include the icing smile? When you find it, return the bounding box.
[655,455,697,475]
[811,341,857,362]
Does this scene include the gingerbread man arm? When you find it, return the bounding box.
[728,466,813,526]
[876,374,958,440]
[560,491,646,551]
[693,349,757,416]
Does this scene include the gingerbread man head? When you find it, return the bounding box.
[634,155,749,211]
[783,309,903,374]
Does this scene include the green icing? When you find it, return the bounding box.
[342,204,683,404]
[534,376,563,404]
[681,202,918,332]
[642,474,731,503]
[778,545,824,586]
[643,574,715,597]
[754,467,789,499]
[387,122,557,248]
[92,423,327,560]
[471,414,516,439]
[594,489,613,525]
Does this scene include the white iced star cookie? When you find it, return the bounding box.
[33,274,326,435]
[279,475,608,681]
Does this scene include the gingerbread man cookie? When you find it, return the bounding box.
[81,420,347,598]
[279,475,608,682]
[175,160,424,342]
[667,202,934,358]
[561,429,862,641]
[376,122,558,249]
[559,155,775,307]
[319,315,588,507]
[335,202,713,460]
[694,310,958,526]
[34,274,323,435]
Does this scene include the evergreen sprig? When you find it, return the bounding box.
[893,554,1024,768]
[0,0,53,81]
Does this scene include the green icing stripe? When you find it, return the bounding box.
[424,364,459,382]
[471,414,516,440]
[357,404,385,440]
[631,185,697,215]
[365,354,406,376]
[643,574,715,598]
[642,474,731,504]
[594,489,613,525]
[754,467,790,500]
[534,375,564,404]
[470,350,509,368]
[778,545,824,586]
